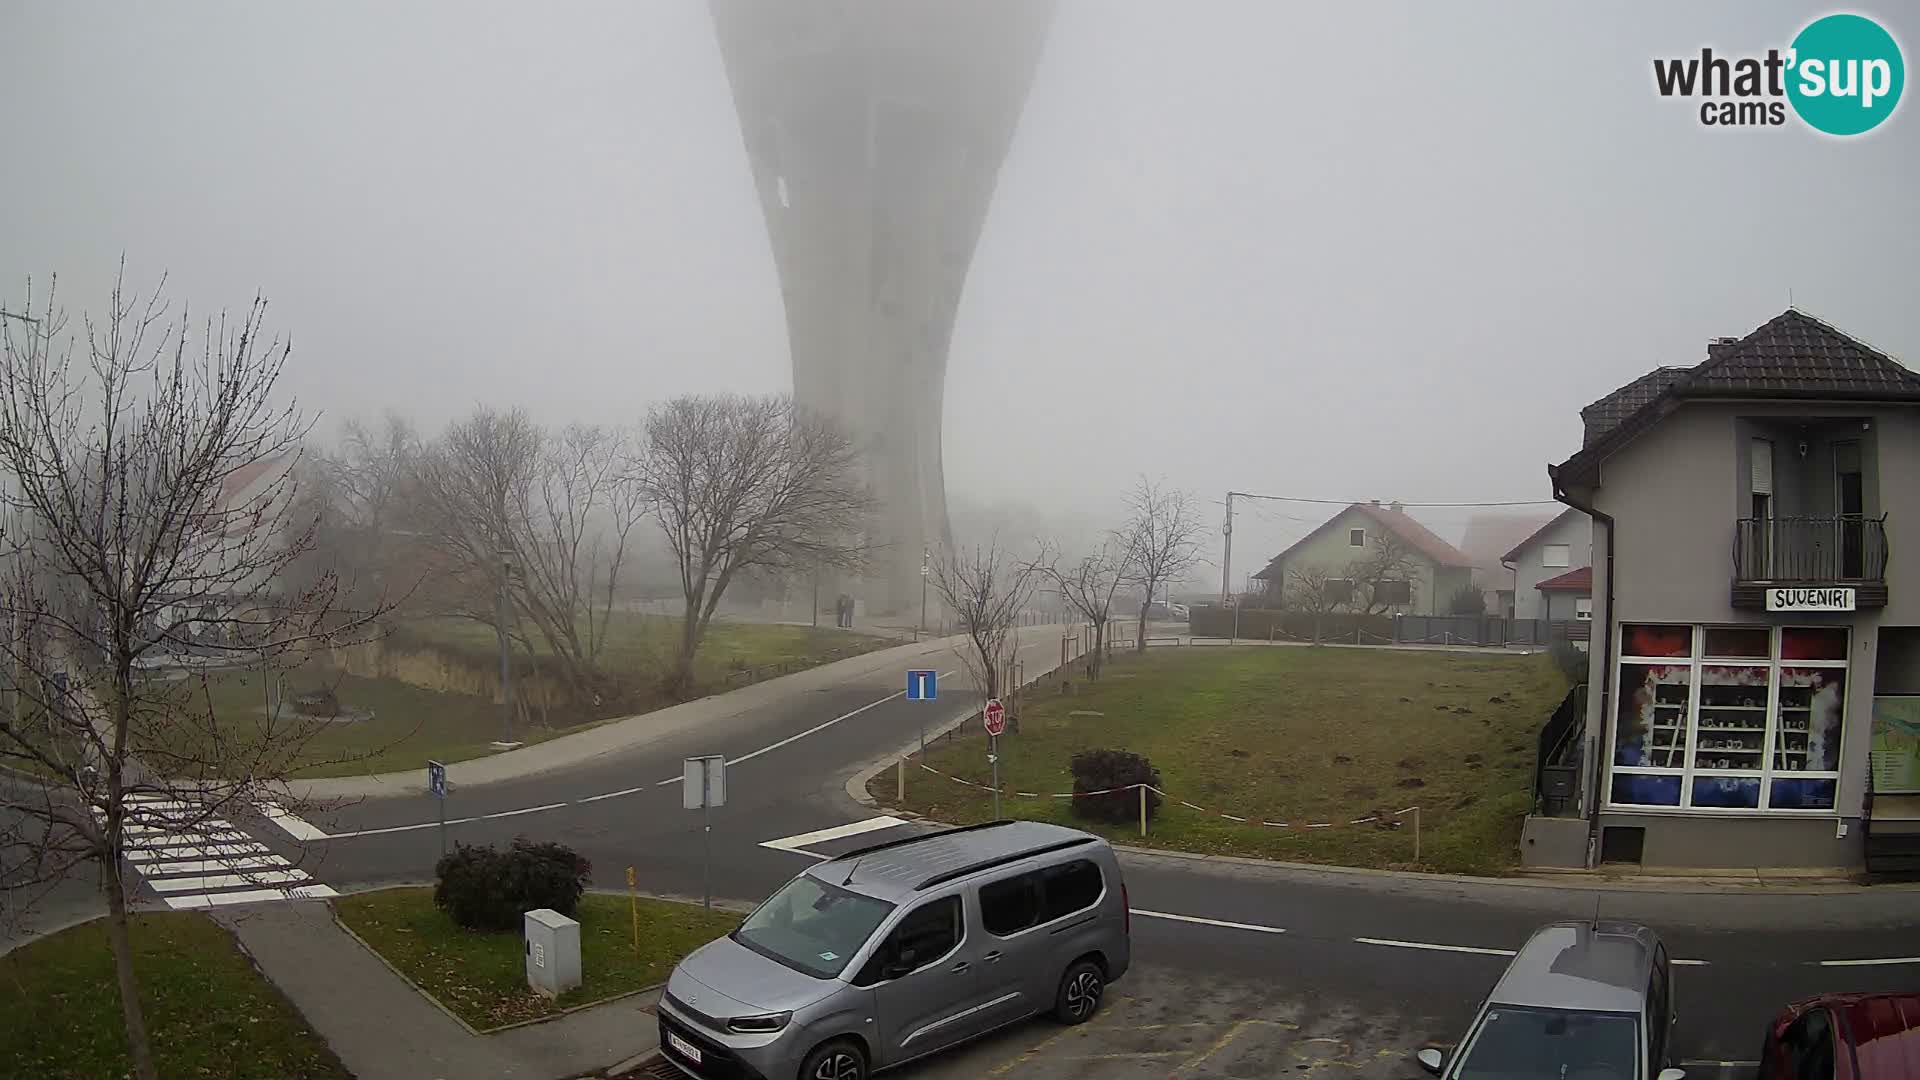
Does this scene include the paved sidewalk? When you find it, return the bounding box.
[287,629,1069,803]
[215,899,658,1080]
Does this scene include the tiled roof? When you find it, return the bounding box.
[1553,309,1920,488]
[1535,566,1593,593]
[1461,512,1558,576]
[1254,502,1474,579]
[1580,367,1688,447]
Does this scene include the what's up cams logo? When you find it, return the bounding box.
[1654,12,1904,135]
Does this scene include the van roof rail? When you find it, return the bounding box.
[827,819,1016,863]
[914,836,1097,892]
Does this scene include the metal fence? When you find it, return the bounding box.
[1392,615,1587,647]
[1733,515,1888,582]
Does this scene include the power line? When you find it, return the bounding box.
[1227,491,1560,509]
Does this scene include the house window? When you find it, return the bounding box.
[1575,598,1592,621]
[1542,544,1571,568]
[1323,578,1354,604]
[1607,623,1846,813]
[1348,528,1366,548]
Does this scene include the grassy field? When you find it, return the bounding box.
[194,665,573,779]
[336,887,738,1030]
[874,646,1569,875]
[0,913,350,1079]
[404,613,887,686]
[180,615,887,778]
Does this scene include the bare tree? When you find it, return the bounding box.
[1283,564,1345,642]
[1121,478,1205,651]
[410,411,642,705]
[636,393,870,695]
[296,412,422,609]
[1040,536,1133,680]
[927,538,1037,703]
[0,272,380,1080]
[1345,529,1423,615]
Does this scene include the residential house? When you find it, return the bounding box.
[1460,512,1557,618]
[1534,566,1593,625]
[1534,309,1920,872]
[1252,501,1476,616]
[1502,508,1593,622]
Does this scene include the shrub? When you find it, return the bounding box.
[1448,584,1488,615]
[1068,749,1162,827]
[433,837,592,932]
[1548,638,1588,684]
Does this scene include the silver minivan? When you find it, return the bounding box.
[658,820,1131,1080]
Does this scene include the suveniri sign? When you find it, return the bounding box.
[1766,587,1857,612]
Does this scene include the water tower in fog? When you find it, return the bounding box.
[709,0,1056,615]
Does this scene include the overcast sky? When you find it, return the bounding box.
[3,2,1914,577]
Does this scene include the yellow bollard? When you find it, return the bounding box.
[897,757,906,803]
[1138,785,1148,838]
[626,866,639,954]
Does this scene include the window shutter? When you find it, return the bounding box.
[1750,439,1774,496]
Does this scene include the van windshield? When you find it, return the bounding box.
[732,874,895,979]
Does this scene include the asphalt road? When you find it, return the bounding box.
[171,631,1920,1071]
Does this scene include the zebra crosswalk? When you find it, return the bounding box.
[117,794,336,910]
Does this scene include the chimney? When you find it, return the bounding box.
[1389,501,1405,513]
[1708,336,1739,361]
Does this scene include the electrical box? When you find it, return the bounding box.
[524,908,581,998]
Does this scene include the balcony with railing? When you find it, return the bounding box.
[1731,516,1889,609]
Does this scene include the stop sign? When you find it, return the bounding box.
[983,698,1006,736]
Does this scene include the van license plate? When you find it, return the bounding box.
[667,1031,702,1065]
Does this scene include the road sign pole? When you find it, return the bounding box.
[437,797,446,856]
[990,733,1001,820]
[703,799,711,911]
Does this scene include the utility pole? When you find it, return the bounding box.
[1220,491,1235,605]
[918,545,929,641]
[495,548,518,748]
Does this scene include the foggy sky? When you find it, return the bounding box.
[3,1,1915,576]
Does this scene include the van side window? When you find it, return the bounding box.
[980,871,1043,937]
[1038,860,1104,923]
[853,896,962,986]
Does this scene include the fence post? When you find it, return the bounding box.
[1138,785,1148,838]
[1413,806,1422,863]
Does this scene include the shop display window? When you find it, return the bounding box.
[1607,624,1847,813]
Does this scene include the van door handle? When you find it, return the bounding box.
[982,951,1002,964]
[950,961,970,973]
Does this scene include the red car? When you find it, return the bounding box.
[1760,994,1920,1080]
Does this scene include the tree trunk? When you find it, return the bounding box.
[1137,601,1149,652]
[104,857,159,1080]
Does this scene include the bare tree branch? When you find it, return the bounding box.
[926,537,1037,704]
[1120,477,1204,652]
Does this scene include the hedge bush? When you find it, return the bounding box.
[1068,749,1162,827]
[433,837,591,932]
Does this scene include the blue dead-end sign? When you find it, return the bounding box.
[906,670,937,701]
[427,759,447,799]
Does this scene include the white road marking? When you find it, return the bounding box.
[1354,937,1516,957]
[327,817,480,840]
[652,671,960,785]
[481,802,569,820]
[164,884,339,910]
[260,802,329,841]
[578,786,646,803]
[1672,958,1711,966]
[760,816,907,854]
[147,870,311,893]
[1818,956,1920,967]
[1132,910,1286,935]
[139,856,287,876]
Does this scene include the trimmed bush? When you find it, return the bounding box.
[433,837,591,932]
[1068,749,1161,827]
[1548,638,1588,684]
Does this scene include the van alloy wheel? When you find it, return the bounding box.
[1065,969,1102,1020]
[812,1049,862,1080]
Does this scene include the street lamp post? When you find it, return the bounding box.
[495,549,517,748]
[918,545,929,641]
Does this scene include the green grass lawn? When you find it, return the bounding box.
[192,666,578,779]
[335,888,739,1030]
[176,615,886,779]
[0,913,350,1079]
[404,612,887,685]
[875,646,1569,875]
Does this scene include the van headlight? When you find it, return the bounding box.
[726,1011,792,1034]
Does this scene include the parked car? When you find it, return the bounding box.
[1416,920,1682,1080]
[1758,993,1920,1080]
[657,820,1131,1080]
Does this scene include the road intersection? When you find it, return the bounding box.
[124,627,1920,1073]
